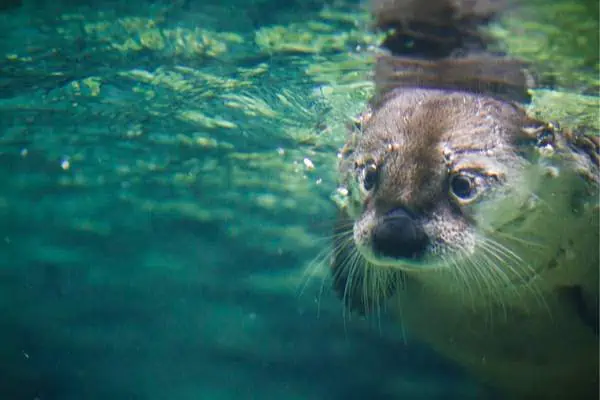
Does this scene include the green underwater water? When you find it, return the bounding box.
[0,0,597,399]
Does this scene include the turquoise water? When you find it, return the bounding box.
[0,1,597,399]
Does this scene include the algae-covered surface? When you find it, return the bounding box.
[0,0,597,399]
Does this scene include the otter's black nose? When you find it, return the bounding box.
[372,208,429,260]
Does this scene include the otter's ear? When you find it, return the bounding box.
[518,116,600,182]
[517,118,558,148]
[519,116,600,165]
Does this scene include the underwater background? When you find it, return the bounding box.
[0,0,597,398]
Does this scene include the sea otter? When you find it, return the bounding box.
[329,0,599,398]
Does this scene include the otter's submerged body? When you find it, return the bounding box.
[328,1,599,398]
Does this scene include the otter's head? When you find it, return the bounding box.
[332,89,594,312]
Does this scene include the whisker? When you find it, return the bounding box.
[341,247,363,323]
[477,236,550,316]
[446,253,475,311]
[492,229,546,249]
[311,226,354,244]
[462,249,497,327]
[297,224,359,320]
[474,248,511,322]
[298,246,332,298]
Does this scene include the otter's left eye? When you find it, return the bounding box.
[363,162,378,191]
[449,174,477,201]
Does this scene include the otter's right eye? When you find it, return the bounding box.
[363,162,378,191]
[449,174,477,201]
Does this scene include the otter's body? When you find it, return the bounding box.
[331,86,599,398]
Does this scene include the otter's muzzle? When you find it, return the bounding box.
[372,208,429,260]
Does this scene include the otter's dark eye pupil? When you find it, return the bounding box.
[363,164,378,191]
[450,175,475,200]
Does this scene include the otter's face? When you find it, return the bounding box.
[339,91,539,274]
